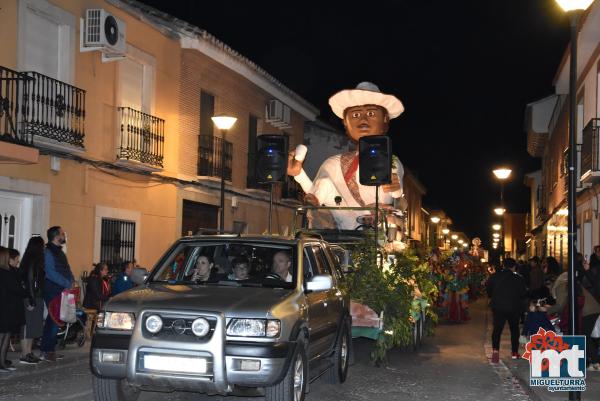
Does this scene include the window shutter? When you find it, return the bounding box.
[120,58,144,110]
[200,91,215,136]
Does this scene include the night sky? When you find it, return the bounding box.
[140,0,572,245]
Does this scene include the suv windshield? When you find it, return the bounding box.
[150,242,296,289]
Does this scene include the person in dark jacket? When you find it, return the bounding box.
[0,247,26,372]
[83,263,111,311]
[18,236,46,365]
[486,258,527,363]
[112,261,134,296]
[40,226,74,362]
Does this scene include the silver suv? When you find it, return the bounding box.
[90,234,352,401]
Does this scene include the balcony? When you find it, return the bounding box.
[198,135,232,181]
[0,66,38,163]
[22,71,86,153]
[580,119,600,185]
[116,107,164,171]
[563,145,584,193]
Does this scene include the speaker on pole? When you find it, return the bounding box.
[358,135,392,186]
[256,134,289,183]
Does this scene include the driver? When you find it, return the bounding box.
[268,251,292,282]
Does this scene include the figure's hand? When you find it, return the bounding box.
[287,151,303,177]
[304,193,320,206]
[381,174,401,193]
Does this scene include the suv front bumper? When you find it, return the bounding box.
[90,312,295,394]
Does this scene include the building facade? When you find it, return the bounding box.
[0,0,318,277]
[524,1,600,265]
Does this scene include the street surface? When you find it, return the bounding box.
[2,299,598,401]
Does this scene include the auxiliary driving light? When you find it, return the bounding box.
[145,315,163,334]
[191,317,210,337]
[101,351,123,363]
[240,359,261,371]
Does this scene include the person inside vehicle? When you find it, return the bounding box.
[186,255,216,282]
[267,251,292,282]
[229,257,250,280]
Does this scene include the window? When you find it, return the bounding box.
[100,218,136,271]
[311,244,332,276]
[118,46,155,113]
[200,91,215,137]
[18,0,75,83]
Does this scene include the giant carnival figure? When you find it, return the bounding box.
[287,82,406,230]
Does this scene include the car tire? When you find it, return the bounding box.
[92,376,140,401]
[326,321,351,384]
[265,341,307,401]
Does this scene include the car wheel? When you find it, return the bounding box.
[76,328,86,347]
[326,321,350,384]
[265,341,307,401]
[92,376,140,401]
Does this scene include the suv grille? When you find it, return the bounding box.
[142,313,217,342]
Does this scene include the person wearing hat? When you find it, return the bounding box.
[288,82,405,229]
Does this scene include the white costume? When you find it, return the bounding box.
[294,154,404,229]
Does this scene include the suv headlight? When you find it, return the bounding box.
[227,319,280,338]
[97,312,135,331]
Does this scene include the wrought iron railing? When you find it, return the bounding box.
[22,71,86,147]
[118,107,164,168]
[0,66,33,146]
[581,118,600,179]
[198,135,232,180]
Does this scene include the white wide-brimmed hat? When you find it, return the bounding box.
[328,82,404,119]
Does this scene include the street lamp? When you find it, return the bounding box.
[492,224,501,231]
[430,216,441,224]
[493,233,500,239]
[211,114,238,233]
[493,167,512,261]
[493,207,505,215]
[555,7,593,401]
[451,234,458,240]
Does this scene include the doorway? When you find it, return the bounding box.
[181,200,218,236]
[0,190,33,252]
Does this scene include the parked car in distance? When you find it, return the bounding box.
[90,233,352,401]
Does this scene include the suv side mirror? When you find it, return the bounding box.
[305,274,333,292]
[131,267,149,285]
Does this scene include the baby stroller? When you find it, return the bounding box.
[56,309,87,349]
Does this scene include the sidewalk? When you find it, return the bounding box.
[486,308,600,401]
[0,340,89,382]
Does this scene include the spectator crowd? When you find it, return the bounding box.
[0,226,138,373]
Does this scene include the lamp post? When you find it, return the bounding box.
[211,114,237,233]
[442,228,450,250]
[493,168,511,261]
[430,216,441,248]
[555,4,593,400]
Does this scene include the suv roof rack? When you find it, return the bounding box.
[192,228,241,237]
[294,230,323,240]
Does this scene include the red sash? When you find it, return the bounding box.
[340,151,366,207]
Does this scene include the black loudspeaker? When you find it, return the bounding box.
[359,135,392,186]
[256,134,288,183]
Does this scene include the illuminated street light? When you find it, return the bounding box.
[442,228,450,235]
[492,224,501,231]
[458,239,464,244]
[430,216,441,224]
[212,114,238,232]
[555,0,594,11]
[462,243,468,248]
[493,233,500,239]
[492,168,512,180]
[451,234,458,240]
[494,207,505,216]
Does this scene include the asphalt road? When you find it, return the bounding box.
[1,300,525,401]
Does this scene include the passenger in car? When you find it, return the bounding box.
[185,256,214,282]
[229,257,250,280]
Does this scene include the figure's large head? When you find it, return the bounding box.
[329,82,404,143]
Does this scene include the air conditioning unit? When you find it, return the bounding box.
[80,9,126,62]
[265,99,292,128]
